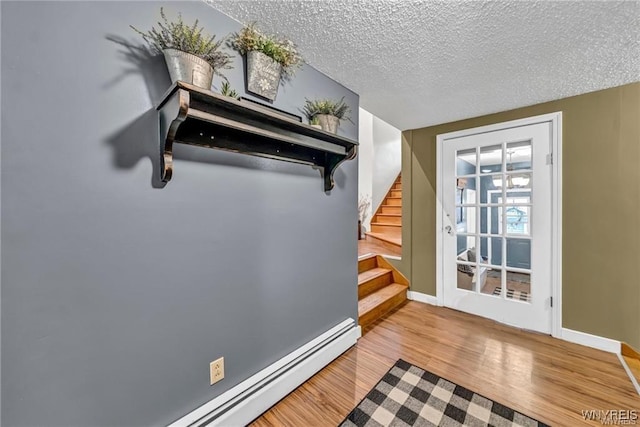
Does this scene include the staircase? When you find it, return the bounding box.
[622,342,640,394]
[367,174,402,248]
[358,254,408,329]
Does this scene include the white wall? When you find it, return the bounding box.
[372,116,402,213]
[358,108,374,229]
[358,109,402,230]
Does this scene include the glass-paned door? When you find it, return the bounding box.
[441,122,552,333]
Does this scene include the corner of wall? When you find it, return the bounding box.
[358,108,374,229]
[400,130,413,283]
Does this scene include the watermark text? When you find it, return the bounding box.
[582,410,638,425]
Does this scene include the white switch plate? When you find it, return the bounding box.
[210,357,224,385]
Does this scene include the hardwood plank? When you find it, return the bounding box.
[624,355,640,384]
[380,205,401,215]
[373,214,401,225]
[357,254,377,273]
[366,231,401,247]
[357,266,390,283]
[358,284,408,327]
[622,342,640,360]
[357,268,393,299]
[376,255,409,287]
[371,223,401,234]
[358,235,401,257]
[384,197,402,206]
[622,343,640,385]
[250,302,640,427]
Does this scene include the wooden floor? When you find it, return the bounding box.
[251,302,639,426]
[358,234,401,257]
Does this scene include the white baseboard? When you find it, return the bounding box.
[561,328,620,354]
[406,291,438,306]
[617,353,640,395]
[168,319,361,427]
[409,296,621,355]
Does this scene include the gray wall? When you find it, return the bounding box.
[1,2,359,426]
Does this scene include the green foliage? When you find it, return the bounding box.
[228,23,302,77]
[131,8,233,78]
[302,97,352,122]
[310,115,320,125]
[220,81,240,100]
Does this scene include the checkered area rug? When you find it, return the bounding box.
[340,359,548,427]
[492,287,530,302]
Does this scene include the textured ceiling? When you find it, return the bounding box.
[208,0,640,130]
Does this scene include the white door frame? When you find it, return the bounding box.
[436,112,563,338]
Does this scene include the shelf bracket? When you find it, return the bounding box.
[324,146,358,192]
[158,89,190,182]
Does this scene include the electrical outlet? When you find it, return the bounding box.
[210,357,224,385]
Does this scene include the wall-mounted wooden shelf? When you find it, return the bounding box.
[156,81,358,191]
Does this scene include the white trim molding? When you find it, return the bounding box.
[561,328,620,354]
[435,134,444,307]
[168,319,361,427]
[617,353,640,395]
[550,112,563,338]
[407,291,439,306]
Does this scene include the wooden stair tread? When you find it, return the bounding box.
[358,283,408,316]
[369,172,402,254]
[358,267,392,285]
[380,207,401,214]
[623,355,640,370]
[373,214,401,225]
[622,343,640,359]
[623,355,640,383]
[358,254,378,273]
[366,232,402,247]
[360,236,402,257]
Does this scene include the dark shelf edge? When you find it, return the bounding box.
[156,82,358,192]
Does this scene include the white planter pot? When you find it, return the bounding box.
[163,49,214,89]
[246,51,282,101]
[316,114,340,134]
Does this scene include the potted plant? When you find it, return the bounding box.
[302,97,353,134]
[220,81,240,100]
[131,8,233,89]
[229,23,302,101]
[309,116,322,129]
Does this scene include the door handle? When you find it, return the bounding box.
[444,225,454,236]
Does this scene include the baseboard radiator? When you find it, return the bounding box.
[168,318,361,427]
